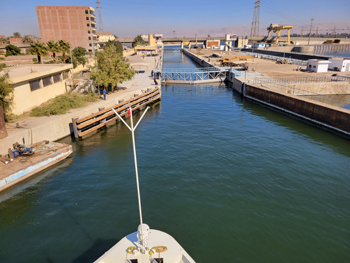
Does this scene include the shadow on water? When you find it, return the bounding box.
[227,84,350,157]
[70,238,118,263]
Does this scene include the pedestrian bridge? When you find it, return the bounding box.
[161,67,242,84]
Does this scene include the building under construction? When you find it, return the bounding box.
[36,6,97,52]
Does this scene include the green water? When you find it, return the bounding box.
[0,49,350,263]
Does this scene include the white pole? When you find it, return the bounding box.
[129,107,145,252]
[112,106,150,253]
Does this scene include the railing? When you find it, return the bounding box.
[253,76,349,84]
[229,68,242,77]
[250,78,350,109]
[162,67,221,73]
[244,52,308,66]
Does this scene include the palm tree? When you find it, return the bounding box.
[28,42,48,64]
[47,40,61,63]
[58,40,71,63]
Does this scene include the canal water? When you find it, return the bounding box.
[0,47,350,263]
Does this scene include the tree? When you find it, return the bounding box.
[58,40,71,64]
[72,46,87,67]
[90,46,135,92]
[47,40,61,63]
[5,44,21,56]
[103,40,123,55]
[28,42,48,64]
[13,32,21,38]
[23,35,34,44]
[132,35,146,47]
[0,37,9,45]
[0,64,14,121]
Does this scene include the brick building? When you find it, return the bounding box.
[36,6,97,52]
[9,38,23,45]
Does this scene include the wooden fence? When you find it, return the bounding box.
[72,87,161,138]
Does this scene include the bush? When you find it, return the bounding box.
[30,93,100,117]
[0,57,5,61]
[32,58,37,63]
[5,44,21,56]
[5,52,12,57]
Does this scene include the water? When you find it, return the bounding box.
[0,49,350,263]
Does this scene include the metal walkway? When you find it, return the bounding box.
[161,68,242,84]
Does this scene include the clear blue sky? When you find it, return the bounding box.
[1,0,349,37]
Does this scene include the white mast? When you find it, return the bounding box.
[112,106,150,253]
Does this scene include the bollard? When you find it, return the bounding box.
[72,117,80,138]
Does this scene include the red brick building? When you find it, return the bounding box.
[36,6,97,52]
[9,38,23,45]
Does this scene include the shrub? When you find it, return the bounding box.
[0,57,5,61]
[32,58,37,63]
[30,93,100,117]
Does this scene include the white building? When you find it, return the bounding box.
[307,59,331,73]
[96,32,116,43]
[328,58,350,72]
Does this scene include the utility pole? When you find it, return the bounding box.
[308,18,314,46]
[332,26,336,38]
[97,0,104,32]
[301,27,303,37]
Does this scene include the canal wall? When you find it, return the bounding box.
[243,49,330,61]
[182,49,219,69]
[227,77,350,136]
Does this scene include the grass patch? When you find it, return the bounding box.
[30,92,100,117]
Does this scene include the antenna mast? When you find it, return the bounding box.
[97,0,104,32]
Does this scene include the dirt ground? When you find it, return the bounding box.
[193,48,350,78]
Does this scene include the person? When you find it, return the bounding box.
[153,72,158,85]
[151,70,154,77]
[103,88,106,100]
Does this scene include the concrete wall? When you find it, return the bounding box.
[227,76,350,135]
[123,49,135,57]
[182,49,218,69]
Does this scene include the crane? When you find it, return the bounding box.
[266,23,293,45]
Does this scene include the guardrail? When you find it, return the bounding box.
[162,67,221,73]
[250,78,350,110]
[253,76,349,84]
[244,52,308,66]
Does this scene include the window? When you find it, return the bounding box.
[29,79,41,91]
[89,43,92,47]
[87,23,90,27]
[86,17,89,20]
[88,49,92,52]
[88,30,91,34]
[88,37,91,40]
[62,71,69,80]
[85,10,88,14]
[53,73,62,83]
[42,76,53,87]
[313,65,316,68]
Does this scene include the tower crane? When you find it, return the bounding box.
[266,24,293,45]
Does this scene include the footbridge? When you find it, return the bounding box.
[161,67,242,84]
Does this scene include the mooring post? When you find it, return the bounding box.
[72,117,80,138]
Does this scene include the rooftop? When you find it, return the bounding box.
[3,64,72,83]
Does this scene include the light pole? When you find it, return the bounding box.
[308,18,314,46]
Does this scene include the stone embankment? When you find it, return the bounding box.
[182,49,218,69]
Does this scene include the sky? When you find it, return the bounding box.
[1,0,350,38]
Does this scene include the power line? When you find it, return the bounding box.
[250,0,261,38]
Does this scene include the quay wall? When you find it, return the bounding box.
[243,49,329,61]
[182,49,218,68]
[227,77,350,136]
